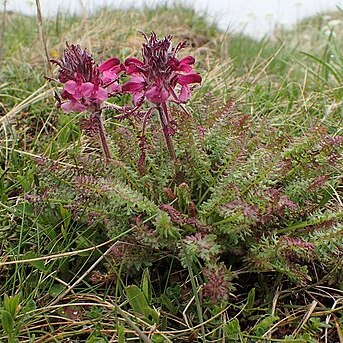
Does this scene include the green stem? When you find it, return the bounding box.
[277,211,343,235]
[185,254,206,343]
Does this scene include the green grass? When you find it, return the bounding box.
[0,3,343,342]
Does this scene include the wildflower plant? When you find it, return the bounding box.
[49,43,123,162]
[122,32,202,163]
[49,34,201,166]
[4,13,342,341]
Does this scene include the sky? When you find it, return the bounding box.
[4,0,343,38]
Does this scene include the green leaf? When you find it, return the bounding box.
[22,300,36,314]
[85,332,107,343]
[243,287,255,318]
[48,284,66,298]
[152,333,165,342]
[141,269,152,305]
[1,310,14,334]
[86,306,103,320]
[4,294,21,318]
[246,288,255,310]
[59,204,71,231]
[14,203,34,217]
[125,285,159,324]
[117,325,125,343]
[22,252,48,273]
[253,315,279,336]
[125,285,148,313]
[225,318,241,341]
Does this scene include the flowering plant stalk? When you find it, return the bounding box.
[122,32,202,163]
[49,44,122,162]
[49,34,201,165]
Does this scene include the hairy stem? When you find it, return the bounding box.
[157,104,177,162]
[94,111,111,163]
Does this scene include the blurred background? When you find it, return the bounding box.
[3,0,343,38]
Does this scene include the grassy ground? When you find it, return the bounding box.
[0,3,343,342]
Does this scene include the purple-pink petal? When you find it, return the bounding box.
[177,63,193,73]
[133,91,145,105]
[81,82,95,97]
[101,70,118,83]
[95,87,108,101]
[98,57,121,72]
[179,56,195,65]
[177,73,202,86]
[61,100,87,113]
[64,80,78,94]
[108,82,121,93]
[179,85,191,103]
[122,76,146,93]
[169,56,195,72]
[61,89,75,100]
[125,57,144,66]
[124,57,144,74]
[145,85,169,103]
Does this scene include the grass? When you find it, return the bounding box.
[0,2,343,342]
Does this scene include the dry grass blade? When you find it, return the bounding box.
[0,237,116,267]
[48,240,121,306]
[0,83,53,128]
[335,318,343,343]
[35,0,52,75]
[292,300,318,337]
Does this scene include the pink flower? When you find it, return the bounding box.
[177,73,202,102]
[122,33,201,105]
[50,44,122,113]
[98,57,121,80]
[119,33,202,164]
[64,80,107,101]
[49,44,123,163]
[122,75,146,104]
[61,100,87,113]
[98,57,123,93]
[145,81,169,103]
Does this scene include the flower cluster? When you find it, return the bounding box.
[50,44,122,113]
[50,33,201,163]
[122,32,201,105]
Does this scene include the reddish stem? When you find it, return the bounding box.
[94,112,111,163]
[157,104,177,162]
